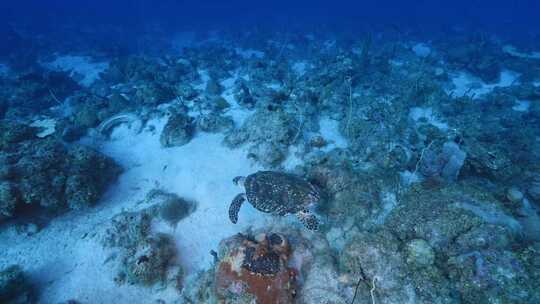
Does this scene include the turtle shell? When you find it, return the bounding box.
[244,171,320,215]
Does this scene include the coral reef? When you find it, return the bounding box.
[447,248,539,303]
[405,239,435,267]
[0,181,18,221]
[224,108,298,167]
[0,265,33,304]
[0,122,121,220]
[135,82,175,106]
[0,120,37,150]
[339,230,418,303]
[0,70,79,115]
[299,253,347,304]
[65,91,133,139]
[441,35,504,83]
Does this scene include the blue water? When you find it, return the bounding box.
[2,1,540,50]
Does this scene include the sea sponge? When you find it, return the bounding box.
[214,233,296,304]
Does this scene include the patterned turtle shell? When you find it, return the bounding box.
[244,171,320,215]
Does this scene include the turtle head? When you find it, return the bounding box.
[233,176,246,187]
[297,210,319,231]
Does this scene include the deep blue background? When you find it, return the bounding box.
[1,0,539,54]
[2,0,539,29]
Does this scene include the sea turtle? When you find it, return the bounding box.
[229,171,321,230]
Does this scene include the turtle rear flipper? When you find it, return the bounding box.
[229,193,246,224]
[297,210,319,231]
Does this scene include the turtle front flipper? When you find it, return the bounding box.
[229,193,246,224]
[233,176,246,187]
[297,210,319,231]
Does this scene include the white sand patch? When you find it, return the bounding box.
[373,191,398,225]
[497,70,520,86]
[194,69,210,91]
[266,82,282,90]
[223,105,252,127]
[220,75,237,88]
[409,107,448,130]
[283,117,348,170]
[43,55,108,87]
[30,118,57,138]
[292,61,308,76]
[512,100,530,112]
[449,70,520,98]
[502,45,540,60]
[234,48,264,59]
[412,43,432,58]
[101,118,271,272]
[49,96,76,118]
[319,117,348,150]
[0,208,179,304]
[282,145,304,171]
[400,170,422,186]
